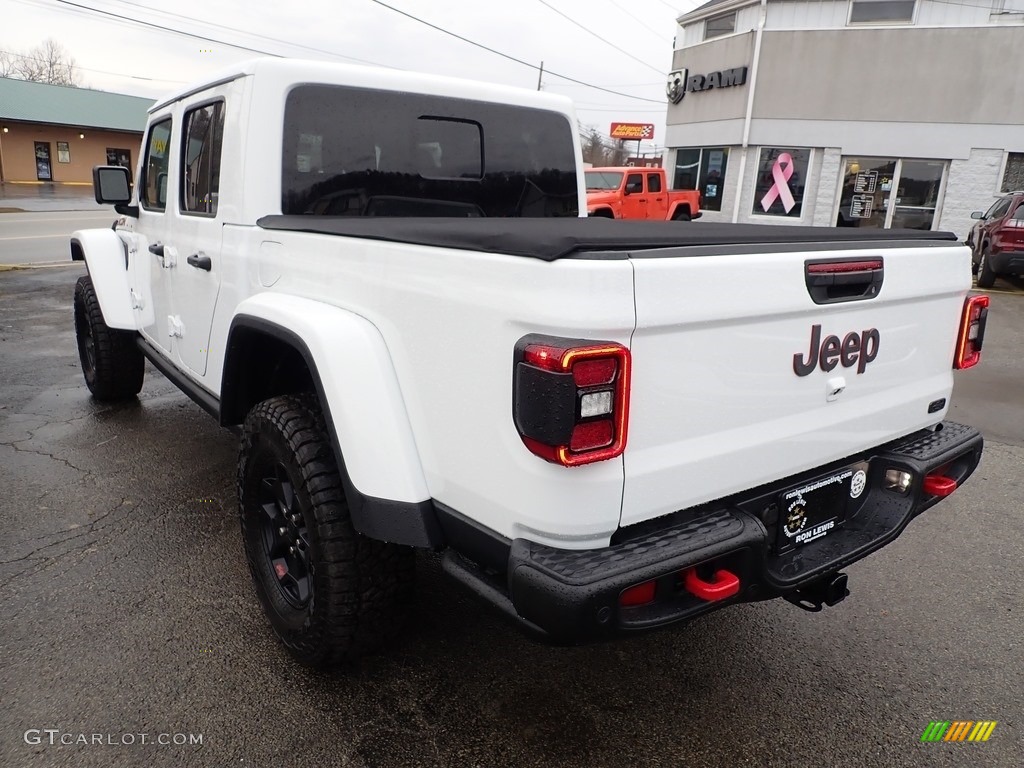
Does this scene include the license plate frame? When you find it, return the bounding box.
[776,468,854,552]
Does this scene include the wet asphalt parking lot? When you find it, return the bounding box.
[1,263,1022,768]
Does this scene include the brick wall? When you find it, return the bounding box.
[938,148,1004,240]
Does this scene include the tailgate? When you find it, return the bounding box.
[621,243,971,527]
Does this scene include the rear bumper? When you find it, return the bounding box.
[443,421,982,643]
[989,249,1024,274]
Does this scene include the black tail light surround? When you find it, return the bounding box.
[513,334,631,467]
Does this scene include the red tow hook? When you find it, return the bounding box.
[683,568,740,602]
[923,474,957,497]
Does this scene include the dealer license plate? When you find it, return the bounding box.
[776,468,854,551]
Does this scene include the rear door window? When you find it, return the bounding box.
[281,85,578,217]
[181,101,225,216]
[647,173,662,193]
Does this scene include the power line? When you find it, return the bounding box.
[0,47,186,83]
[607,0,674,40]
[102,0,395,68]
[367,0,666,104]
[49,0,284,57]
[43,0,392,68]
[536,0,666,74]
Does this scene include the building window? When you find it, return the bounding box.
[753,148,811,217]
[56,141,70,164]
[836,156,946,230]
[704,12,736,40]
[1001,152,1024,193]
[849,0,916,24]
[181,101,225,215]
[674,147,729,211]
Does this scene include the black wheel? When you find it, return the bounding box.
[672,209,691,222]
[237,394,414,667]
[977,247,997,289]
[74,275,144,401]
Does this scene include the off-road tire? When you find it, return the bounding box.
[672,209,692,222]
[976,247,997,289]
[237,393,414,667]
[73,275,144,400]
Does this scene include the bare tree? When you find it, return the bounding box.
[0,49,18,78]
[579,127,633,167]
[3,39,80,85]
[581,127,607,166]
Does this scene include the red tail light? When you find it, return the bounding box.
[513,335,630,467]
[954,295,989,370]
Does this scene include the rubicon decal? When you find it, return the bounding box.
[794,324,879,376]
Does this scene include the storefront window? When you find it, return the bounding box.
[753,147,811,217]
[674,147,728,211]
[673,149,700,190]
[837,157,946,230]
[890,160,944,230]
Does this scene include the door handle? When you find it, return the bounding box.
[148,242,164,257]
[187,253,212,271]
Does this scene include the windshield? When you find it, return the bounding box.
[585,172,623,191]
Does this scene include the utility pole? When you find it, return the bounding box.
[537,61,544,91]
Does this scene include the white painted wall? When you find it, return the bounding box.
[680,0,1021,48]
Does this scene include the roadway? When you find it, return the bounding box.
[0,259,1021,768]
[0,210,117,265]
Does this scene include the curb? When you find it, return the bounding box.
[0,262,85,272]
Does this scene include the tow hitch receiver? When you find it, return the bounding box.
[784,572,849,612]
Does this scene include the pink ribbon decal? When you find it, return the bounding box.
[760,152,796,213]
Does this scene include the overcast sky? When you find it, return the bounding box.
[3,0,701,152]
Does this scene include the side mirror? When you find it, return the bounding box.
[624,181,642,196]
[92,165,132,204]
[970,211,984,219]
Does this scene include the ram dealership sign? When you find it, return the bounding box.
[666,66,748,103]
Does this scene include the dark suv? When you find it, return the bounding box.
[968,191,1024,288]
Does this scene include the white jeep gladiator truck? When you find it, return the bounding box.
[72,59,987,667]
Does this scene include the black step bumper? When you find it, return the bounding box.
[444,421,983,644]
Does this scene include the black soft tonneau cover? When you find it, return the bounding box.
[256,216,959,261]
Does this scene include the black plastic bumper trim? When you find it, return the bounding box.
[442,421,983,644]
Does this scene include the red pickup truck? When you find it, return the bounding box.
[586,167,701,221]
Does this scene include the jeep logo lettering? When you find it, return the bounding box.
[793,325,879,376]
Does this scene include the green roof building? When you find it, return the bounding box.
[0,77,153,184]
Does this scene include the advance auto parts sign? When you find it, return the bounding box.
[609,123,654,140]
[667,66,748,104]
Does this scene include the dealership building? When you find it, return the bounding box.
[0,77,150,185]
[666,0,1024,238]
